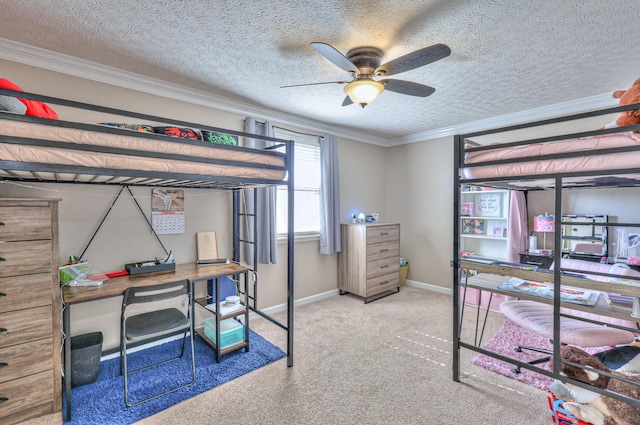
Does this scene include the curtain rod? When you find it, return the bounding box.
[252,120,324,139]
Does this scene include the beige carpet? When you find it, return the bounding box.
[23,286,551,425]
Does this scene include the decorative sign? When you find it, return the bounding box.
[151,189,185,234]
[476,193,501,217]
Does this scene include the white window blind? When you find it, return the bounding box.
[274,129,321,236]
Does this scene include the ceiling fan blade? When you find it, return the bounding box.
[382,79,435,97]
[311,42,359,74]
[280,80,348,88]
[342,96,353,107]
[376,44,451,76]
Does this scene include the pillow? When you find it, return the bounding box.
[0,95,27,114]
[594,345,640,373]
[0,78,58,119]
[99,123,155,133]
[201,130,238,145]
[154,126,200,140]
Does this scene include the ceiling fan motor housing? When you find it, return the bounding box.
[346,47,384,77]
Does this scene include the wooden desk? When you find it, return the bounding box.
[464,273,640,324]
[62,262,251,421]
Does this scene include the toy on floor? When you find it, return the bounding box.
[550,345,640,425]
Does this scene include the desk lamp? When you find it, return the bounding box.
[534,213,555,254]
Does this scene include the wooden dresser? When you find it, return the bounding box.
[0,199,61,424]
[338,223,400,303]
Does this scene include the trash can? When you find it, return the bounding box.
[71,331,103,387]
[399,265,409,287]
[399,258,409,287]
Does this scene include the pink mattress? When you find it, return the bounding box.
[0,119,286,181]
[463,131,640,179]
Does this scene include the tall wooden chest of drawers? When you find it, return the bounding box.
[0,199,61,424]
[338,223,400,303]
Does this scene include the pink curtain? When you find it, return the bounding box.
[507,191,528,262]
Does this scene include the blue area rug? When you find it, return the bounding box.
[64,329,285,424]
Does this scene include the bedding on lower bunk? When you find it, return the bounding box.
[463,131,640,179]
[0,118,286,182]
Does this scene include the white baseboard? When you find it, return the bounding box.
[249,288,340,319]
[406,279,453,295]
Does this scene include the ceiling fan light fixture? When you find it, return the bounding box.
[343,79,384,108]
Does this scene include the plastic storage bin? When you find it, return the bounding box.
[203,317,244,349]
[71,331,103,387]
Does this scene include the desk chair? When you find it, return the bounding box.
[120,279,196,407]
[500,300,636,373]
[501,258,640,374]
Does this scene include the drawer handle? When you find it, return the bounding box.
[527,261,543,266]
[380,281,389,285]
[0,257,5,262]
[0,397,7,405]
[0,221,4,226]
[0,292,5,297]
[0,328,6,334]
[379,249,389,253]
[380,232,389,236]
[380,265,389,269]
[0,363,7,368]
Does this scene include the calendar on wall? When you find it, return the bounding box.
[151,189,185,234]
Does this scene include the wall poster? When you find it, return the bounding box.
[151,189,185,234]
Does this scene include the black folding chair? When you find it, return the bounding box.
[120,279,196,406]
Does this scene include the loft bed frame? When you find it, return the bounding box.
[452,101,640,409]
[0,88,296,361]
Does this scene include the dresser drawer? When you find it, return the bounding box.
[0,338,53,384]
[366,257,400,279]
[366,273,400,297]
[0,305,52,349]
[366,225,400,245]
[0,370,54,420]
[0,274,52,313]
[0,240,52,278]
[366,240,400,262]
[0,206,52,242]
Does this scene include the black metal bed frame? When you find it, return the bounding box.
[452,101,640,409]
[0,89,297,397]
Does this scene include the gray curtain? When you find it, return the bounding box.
[320,134,341,254]
[243,117,278,264]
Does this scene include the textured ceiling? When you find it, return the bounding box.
[1,0,639,145]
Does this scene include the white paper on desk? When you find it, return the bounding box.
[205,302,244,315]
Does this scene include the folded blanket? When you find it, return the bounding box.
[0,78,58,119]
[0,95,27,114]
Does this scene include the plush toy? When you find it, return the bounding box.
[608,77,640,129]
[551,345,640,425]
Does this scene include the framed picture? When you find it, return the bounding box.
[489,225,504,237]
[476,193,501,217]
[462,219,485,235]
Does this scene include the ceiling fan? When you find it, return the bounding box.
[282,42,451,108]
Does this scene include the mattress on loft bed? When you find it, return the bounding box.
[462,131,640,180]
[0,119,286,181]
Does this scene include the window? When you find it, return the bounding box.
[274,129,321,236]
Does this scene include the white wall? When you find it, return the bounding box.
[0,59,388,349]
[386,136,454,288]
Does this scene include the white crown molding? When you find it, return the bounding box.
[388,93,618,146]
[0,37,618,147]
[0,37,388,145]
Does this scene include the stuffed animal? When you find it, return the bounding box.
[551,345,640,425]
[607,77,640,129]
